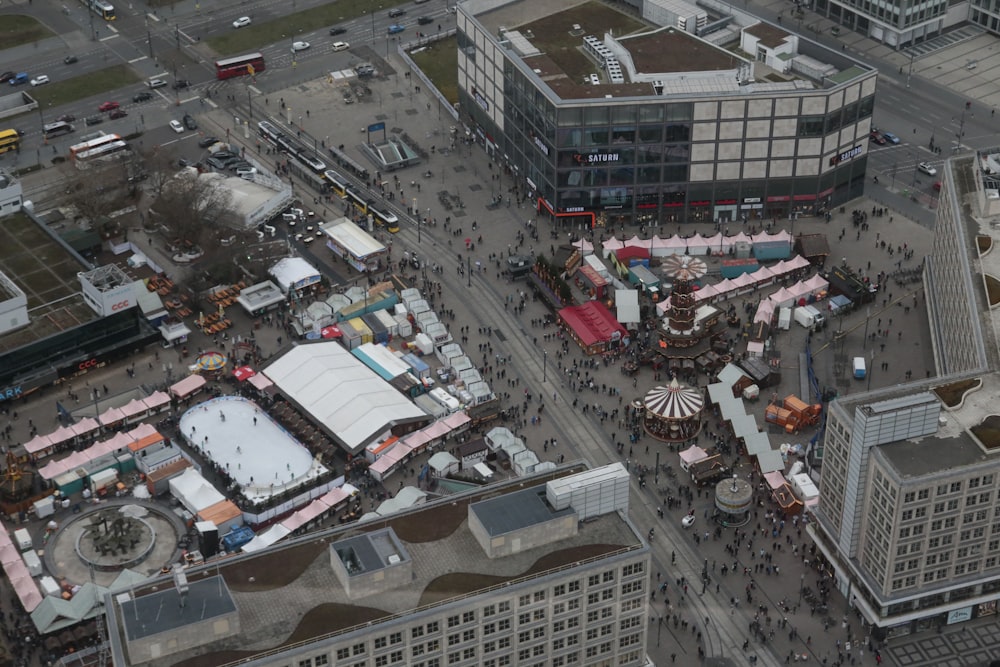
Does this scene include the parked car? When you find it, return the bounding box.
[0,72,14,83]
[98,101,120,112]
[211,151,238,160]
[85,116,104,126]
[147,78,167,89]
[173,79,190,90]
[355,64,376,77]
[183,114,197,130]
[169,120,184,133]
[414,0,429,3]
[205,156,228,170]
[917,162,937,176]
[388,8,406,17]
[417,16,433,24]
[388,24,405,34]
[30,75,49,87]
[198,136,219,148]
[329,26,347,35]
[232,16,251,28]
[109,109,128,119]
[332,41,350,52]
[9,73,29,86]
[869,131,886,145]
[133,91,153,103]
[56,114,76,122]
[881,131,900,144]
[292,41,310,52]
[63,55,78,64]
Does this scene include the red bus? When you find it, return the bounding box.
[215,52,266,80]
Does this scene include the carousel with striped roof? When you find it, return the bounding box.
[640,377,705,443]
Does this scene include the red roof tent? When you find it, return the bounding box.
[615,246,649,262]
[558,301,627,348]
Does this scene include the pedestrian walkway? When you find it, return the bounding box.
[903,25,985,58]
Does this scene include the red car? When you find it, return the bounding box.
[98,101,120,112]
[869,131,886,145]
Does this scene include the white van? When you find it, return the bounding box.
[332,41,350,52]
[853,357,866,379]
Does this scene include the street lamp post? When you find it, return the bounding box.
[543,350,547,382]
[798,573,805,604]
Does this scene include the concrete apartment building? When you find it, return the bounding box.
[456,0,877,228]
[811,153,1000,638]
[105,463,651,667]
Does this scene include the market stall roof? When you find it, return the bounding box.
[268,257,321,293]
[643,379,704,420]
[159,321,192,342]
[248,373,274,391]
[169,374,207,399]
[558,301,627,349]
[320,217,386,260]
[233,366,256,381]
[262,341,428,455]
[235,280,286,315]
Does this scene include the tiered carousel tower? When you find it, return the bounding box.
[663,255,707,338]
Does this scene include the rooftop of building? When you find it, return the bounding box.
[466,0,871,101]
[107,464,644,667]
[0,212,96,354]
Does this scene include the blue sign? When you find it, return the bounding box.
[367,122,386,132]
[0,386,23,402]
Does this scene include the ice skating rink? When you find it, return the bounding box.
[179,396,326,500]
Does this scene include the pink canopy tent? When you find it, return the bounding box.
[600,237,624,256]
[752,230,793,245]
[98,406,127,426]
[571,238,594,255]
[120,398,148,420]
[785,281,814,302]
[768,286,797,307]
[7,569,42,612]
[169,374,207,399]
[763,471,787,490]
[685,233,712,255]
[319,485,354,509]
[702,233,724,252]
[248,373,274,391]
[0,544,19,566]
[785,255,810,270]
[46,425,76,447]
[755,300,776,324]
[281,511,308,532]
[720,232,752,249]
[127,422,159,441]
[71,417,100,439]
[802,274,829,293]
[730,273,756,289]
[143,391,171,411]
[749,265,776,283]
[679,445,709,469]
[24,434,54,455]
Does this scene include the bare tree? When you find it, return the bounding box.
[64,161,133,233]
[150,170,233,248]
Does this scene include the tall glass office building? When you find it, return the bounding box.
[456,0,878,228]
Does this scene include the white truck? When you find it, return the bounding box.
[802,305,826,326]
[777,307,792,331]
[794,306,819,329]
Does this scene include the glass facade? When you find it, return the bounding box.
[459,60,873,228]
